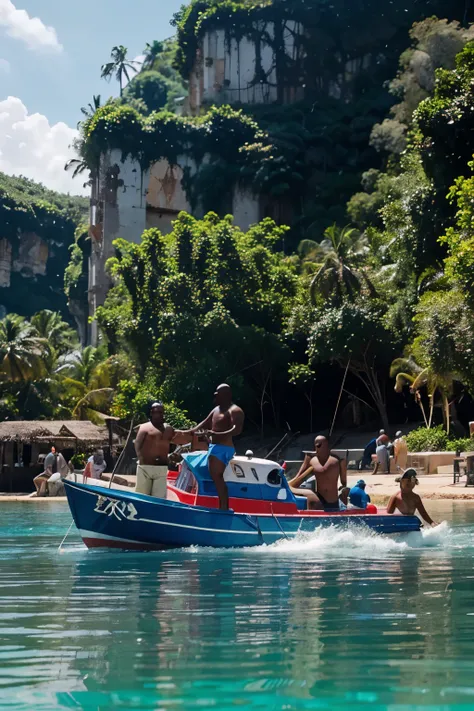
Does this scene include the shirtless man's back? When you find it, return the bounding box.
[288,435,347,511]
[186,384,244,510]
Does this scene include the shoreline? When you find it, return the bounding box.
[3,492,474,505]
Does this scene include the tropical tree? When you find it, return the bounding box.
[59,347,131,422]
[101,46,140,96]
[390,355,457,432]
[80,94,102,120]
[95,213,297,425]
[30,310,78,357]
[142,41,163,70]
[309,224,375,305]
[307,302,397,430]
[0,315,48,383]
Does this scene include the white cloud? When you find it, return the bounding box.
[0,96,88,196]
[0,0,62,52]
[0,58,10,73]
[123,54,144,88]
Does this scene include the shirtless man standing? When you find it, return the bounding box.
[387,469,437,526]
[288,435,347,511]
[134,402,191,498]
[185,384,244,510]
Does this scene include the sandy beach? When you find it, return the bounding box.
[2,471,474,505]
[348,472,474,506]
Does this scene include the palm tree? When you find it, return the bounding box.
[30,310,78,357]
[0,315,48,382]
[58,347,130,423]
[80,94,102,120]
[101,46,141,96]
[390,355,457,432]
[142,41,163,71]
[309,224,376,305]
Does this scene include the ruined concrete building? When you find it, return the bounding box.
[88,21,305,342]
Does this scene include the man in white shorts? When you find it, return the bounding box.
[134,402,191,498]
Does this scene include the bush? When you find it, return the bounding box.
[70,452,87,469]
[112,378,193,429]
[406,425,448,452]
[446,437,474,453]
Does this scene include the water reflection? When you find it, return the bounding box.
[1,502,474,710]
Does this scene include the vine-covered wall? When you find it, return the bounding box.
[0,172,88,318]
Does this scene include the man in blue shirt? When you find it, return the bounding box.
[349,480,371,509]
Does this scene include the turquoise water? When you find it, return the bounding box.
[1,502,474,710]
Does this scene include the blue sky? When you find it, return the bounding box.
[0,0,186,194]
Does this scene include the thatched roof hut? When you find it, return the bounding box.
[0,420,110,447]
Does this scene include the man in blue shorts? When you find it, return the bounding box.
[185,384,245,510]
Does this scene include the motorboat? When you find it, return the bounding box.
[63,451,421,550]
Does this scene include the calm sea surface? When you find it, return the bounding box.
[1,501,474,710]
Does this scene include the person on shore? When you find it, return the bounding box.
[288,435,347,511]
[373,433,390,475]
[349,479,371,509]
[34,444,69,496]
[183,384,245,511]
[84,448,107,481]
[134,402,192,498]
[361,429,385,469]
[394,430,408,471]
[387,469,437,526]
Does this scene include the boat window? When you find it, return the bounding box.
[175,462,197,494]
[233,464,245,478]
[267,469,282,487]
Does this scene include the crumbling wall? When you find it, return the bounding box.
[187,22,304,113]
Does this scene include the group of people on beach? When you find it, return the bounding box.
[362,429,408,474]
[133,386,437,526]
[34,446,106,496]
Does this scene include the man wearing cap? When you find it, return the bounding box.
[349,480,371,509]
[393,430,408,471]
[387,469,437,525]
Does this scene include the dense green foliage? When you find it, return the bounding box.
[124,39,188,114]
[406,425,474,453]
[8,4,474,436]
[96,212,297,425]
[0,173,88,318]
[0,309,191,425]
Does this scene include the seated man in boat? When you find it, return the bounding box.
[182,384,245,511]
[134,402,193,498]
[387,469,437,526]
[288,435,347,511]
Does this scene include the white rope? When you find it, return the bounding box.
[57,521,74,553]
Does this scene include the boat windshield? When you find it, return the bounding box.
[175,461,197,494]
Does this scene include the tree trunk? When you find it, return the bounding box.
[428,396,434,429]
[352,365,389,431]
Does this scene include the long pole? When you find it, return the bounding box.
[108,417,134,489]
[329,359,351,439]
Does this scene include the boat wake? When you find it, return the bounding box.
[259,520,451,558]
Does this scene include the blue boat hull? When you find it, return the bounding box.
[63,480,421,550]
